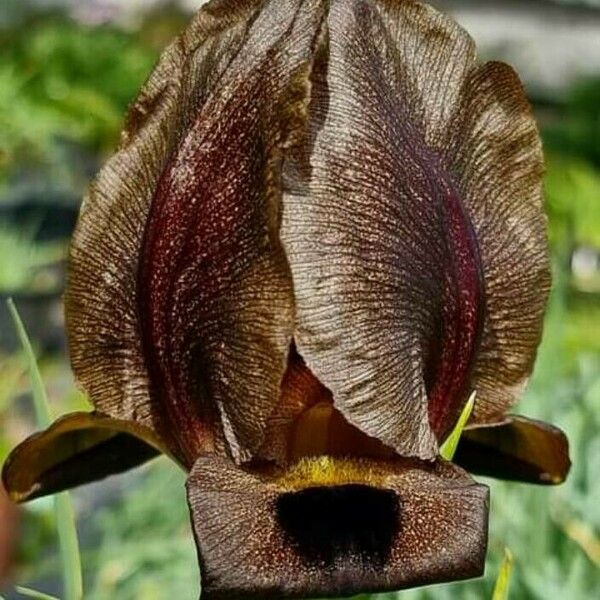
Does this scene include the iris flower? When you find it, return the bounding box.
[3,0,570,598]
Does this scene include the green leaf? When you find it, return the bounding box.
[492,548,515,600]
[7,299,83,600]
[440,390,476,461]
[7,299,52,427]
[15,586,60,600]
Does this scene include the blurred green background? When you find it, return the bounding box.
[0,1,599,599]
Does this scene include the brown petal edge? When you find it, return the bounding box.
[187,455,489,599]
[454,415,571,485]
[2,412,169,503]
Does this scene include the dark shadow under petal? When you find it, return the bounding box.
[2,412,166,503]
[186,455,489,599]
[454,415,570,484]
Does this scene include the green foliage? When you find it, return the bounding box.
[7,300,83,600]
[0,16,157,190]
[440,391,475,461]
[543,78,600,168]
[85,463,199,600]
[492,549,514,600]
[545,156,600,249]
[16,586,59,600]
[0,225,65,291]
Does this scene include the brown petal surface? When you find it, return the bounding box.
[282,0,484,457]
[65,0,324,464]
[2,413,164,503]
[258,346,333,464]
[187,455,489,599]
[443,61,549,423]
[454,415,570,484]
[282,0,548,453]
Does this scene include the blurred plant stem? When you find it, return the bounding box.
[16,585,59,600]
[7,299,83,600]
[492,548,514,600]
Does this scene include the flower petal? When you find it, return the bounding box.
[444,60,549,423]
[454,415,570,484]
[65,0,324,464]
[186,455,489,599]
[282,0,547,453]
[282,0,485,457]
[259,348,396,465]
[2,413,164,503]
[258,346,333,464]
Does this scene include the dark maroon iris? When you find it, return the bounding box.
[2,1,570,599]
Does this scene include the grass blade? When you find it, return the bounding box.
[492,548,514,600]
[440,391,476,460]
[7,299,83,600]
[7,299,52,428]
[15,586,60,600]
[53,492,83,600]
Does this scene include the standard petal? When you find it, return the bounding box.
[187,455,489,599]
[282,0,485,457]
[443,61,549,422]
[454,415,570,484]
[283,0,548,451]
[65,0,324,464]
[2,413,164,503]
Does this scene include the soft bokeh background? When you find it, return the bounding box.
[0,0,599,598]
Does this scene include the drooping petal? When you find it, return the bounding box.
[65,0,324,464]
[187,455,489,599]
[2,413,164,503]
[454,416,570,484]
[282,0,548,453]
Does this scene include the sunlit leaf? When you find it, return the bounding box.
[492,547,514,600]
[440,391,476,461]
[15,586,59,600]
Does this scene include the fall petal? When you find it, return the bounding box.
[187,455,489,599]
[2,413,164,503]
[65,0,324,464]
[454,415,570,484]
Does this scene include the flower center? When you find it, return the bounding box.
[290,401,395,462]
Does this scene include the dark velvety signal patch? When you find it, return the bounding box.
[275,484,400,568]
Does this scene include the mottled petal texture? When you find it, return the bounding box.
[187,455,489,599]
[66,0,324,463]
[283,0,482,457]
[443,62,549,423]
[282,0,549,455]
